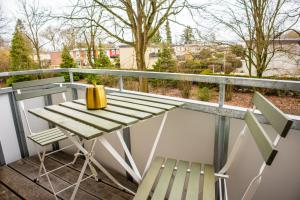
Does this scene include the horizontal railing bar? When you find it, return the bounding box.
[0,81,299,130]
[69,68,300,92]
[0,68,67,77]
[0,68,299,91]
[68,82,300,130]
[0,87,12,94]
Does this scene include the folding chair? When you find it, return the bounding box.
[134,91,293,200]
[12,77,81,199]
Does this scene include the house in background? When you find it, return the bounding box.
[36,46,120,68]
[50,51,62,67]
[236,31,300,77]
[119,45,160,69]
[33,52,51,68]
[70,47,119,68]
[264,38,300,76]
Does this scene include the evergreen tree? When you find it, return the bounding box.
[94,49,112,68]
[182,26,194,44]
[153,44,176,72]
[153,43,176,93]
[60,45,77,81]
[165,20,172,45]
[10,19,33,71]
[60,45,77,68]
[150,29,162,44]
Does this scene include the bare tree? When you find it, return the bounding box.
[66,0,107,67]
[68,0,185,91]
[41,26,61,51]
[20,0,51,68]
[208,0,299,77]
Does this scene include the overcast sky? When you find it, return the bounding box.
[1,0,298,47]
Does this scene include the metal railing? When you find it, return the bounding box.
[0,68,299,130]
[0,67,299,178]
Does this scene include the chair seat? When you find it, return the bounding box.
[28,127,73,146]
[134,157,216,200]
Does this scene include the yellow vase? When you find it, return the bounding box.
[86,84,107,110]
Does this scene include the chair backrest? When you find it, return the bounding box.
[246,91,293,165]
[12,77,67,134]
[12,76,67,101]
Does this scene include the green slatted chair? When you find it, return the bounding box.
[12,77,79,199]
[134,92,293,200]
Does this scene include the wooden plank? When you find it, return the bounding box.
[151,159,177,200]
[15,86,67,101]
[107,94,175,110]
[108,99,165,115]
[8,159,99,200]
[168,160,189,200]
[134,157,165,200]
[0,165,54,200]
[60,102,139,125]
[185,162,201,200]
[110,92,184,106]
[0,182,22,200]
[29,108,103,140]
[203,164,215,200]
[48,151,138,192]
[12,76,65,89]
[26,155,133,200]
[253,92,293,137]
[45,105,122,132]
[245,111,278,165]
[73,99,152,119]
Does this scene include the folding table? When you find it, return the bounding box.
[28,91,184,200]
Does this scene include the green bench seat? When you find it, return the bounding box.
[27,127,74,146]
[134,157,215,200]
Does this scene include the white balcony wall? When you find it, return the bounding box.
[0,88,299,199]
[0,93,21,163]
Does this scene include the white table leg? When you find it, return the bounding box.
[143,111,168,176]
[70,138,97,200]
[98,137,142,183]
[61,129,135,196]
[116,130,141,180]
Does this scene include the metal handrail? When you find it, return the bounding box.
[0,68,299,91]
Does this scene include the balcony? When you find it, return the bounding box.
[0,68,299,200]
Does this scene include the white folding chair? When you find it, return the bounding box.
[12,77,82,199]
[134,91,293,200]
[219,91,293,200]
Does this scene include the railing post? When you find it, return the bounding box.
[69,71,74,83]
[0,141,6,166]
[119,75,124,92]
[8,92,29,158]
[218,84,225,108]
[214,83,230,198]
[69,70,78,100]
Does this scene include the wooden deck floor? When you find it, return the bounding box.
[0,151,137,200]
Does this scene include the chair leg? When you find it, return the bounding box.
[35,146,58,200]
[72,137,84,165]
[35,149,46,183]
[70,139,97,200]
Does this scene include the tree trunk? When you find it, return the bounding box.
[135,43,148,92]
[36,48,42,69]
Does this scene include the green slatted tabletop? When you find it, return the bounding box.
[28,91,184,199]
[29,91,184,140]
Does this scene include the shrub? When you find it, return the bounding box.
[178,80,192,98]
[201,68,213,75]
[198,87,211,101]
